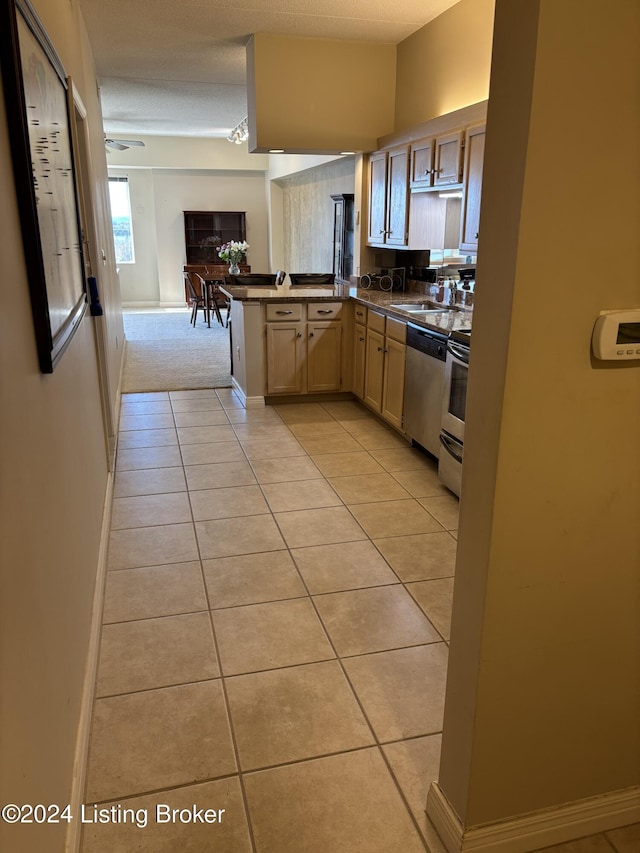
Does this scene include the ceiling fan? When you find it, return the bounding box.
[104,136,146,152]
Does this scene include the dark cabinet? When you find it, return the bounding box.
[183,211,246,264]
[331,194,354,280]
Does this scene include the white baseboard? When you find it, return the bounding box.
[65,472,114,853]
[121,301,186,309]
[427,781,640,853]
[230,378,265,408]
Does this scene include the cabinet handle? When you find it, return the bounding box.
[275,309,293,315]
[316,309,333,314]
[359,337,365,342]
[309,332,314,338]
[296,332,302,338]
[474,232,479,239]
[377,346,383,352]
[379,229,385,235]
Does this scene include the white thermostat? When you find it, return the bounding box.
[592,310,640,361]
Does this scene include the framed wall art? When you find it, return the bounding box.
[0,0,87,373]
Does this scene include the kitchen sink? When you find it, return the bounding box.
[390,303,451,314]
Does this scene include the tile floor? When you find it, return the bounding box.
[81,389,639,853]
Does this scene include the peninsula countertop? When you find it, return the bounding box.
[220,282,473,334]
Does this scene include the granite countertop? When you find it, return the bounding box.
[219,282,352,302]
[220,283,473,334]
[351,289,473,334]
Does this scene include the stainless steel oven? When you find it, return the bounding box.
[439,329,471,497]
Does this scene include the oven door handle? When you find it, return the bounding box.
[439,433,464,463]
[447,342,470,364]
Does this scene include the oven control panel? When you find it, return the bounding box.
[592,310,640,361]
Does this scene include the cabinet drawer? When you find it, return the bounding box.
[353,304,368,325]
[367,310,386,333]
[266,303,302,322]
[308,302,343,320]
[386,316,407,343]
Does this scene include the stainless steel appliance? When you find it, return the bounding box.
[403,324,448,458]
[439,329,471,496]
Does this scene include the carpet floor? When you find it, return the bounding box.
[122,309,233,392]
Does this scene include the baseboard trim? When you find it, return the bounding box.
[427,781,640,853]
[121,301,186,309]
[65,472,114,853]
[230,379,265,408]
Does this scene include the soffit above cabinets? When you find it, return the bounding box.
[79,0,462,139]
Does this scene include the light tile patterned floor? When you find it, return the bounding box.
[81,389,638,853]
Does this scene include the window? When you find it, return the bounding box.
[108,177,135,263]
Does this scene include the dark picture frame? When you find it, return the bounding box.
[0,0,87,373]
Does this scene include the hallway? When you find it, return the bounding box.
[82,389,457,851]
[80,389,640,852]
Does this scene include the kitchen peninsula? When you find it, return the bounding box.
[221,281,471,414]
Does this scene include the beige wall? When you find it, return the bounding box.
[110,168,160,304]
[247,34,396,153]
[151,170,270,304]
[105,134,269,171]
[109,138,271,305]
[394,0,495,133]
[0,1,121,851]
[438,0,640,831]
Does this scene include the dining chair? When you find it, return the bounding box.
[183,271,210,327]
[288,273,335,285]
[208,282,230,327]
[229,273,278,286]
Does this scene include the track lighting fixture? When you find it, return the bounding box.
[226,117,249,144]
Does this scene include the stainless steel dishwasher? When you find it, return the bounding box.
[403,323,448,458]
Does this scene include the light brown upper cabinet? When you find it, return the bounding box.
[410,138,435,189]
[367,150,388,244]
[459,124,486,252]
[434,131,464,186]
[410,131,463,191]
[367,145,410,247]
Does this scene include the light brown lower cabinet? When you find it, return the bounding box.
[381,336,406,430]
[266,322,305,394]
[364,328,386,411]
[266,309,342,395]
[307,321,342,392]
[360,312,407,430]
[353,322,367,399]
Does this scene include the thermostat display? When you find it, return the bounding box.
[592,310,640,360]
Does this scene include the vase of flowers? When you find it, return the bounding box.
[218,240,249,275]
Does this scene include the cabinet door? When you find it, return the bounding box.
[460,124,486,252]
[367,151,388,244]
[411,139,434,188]
[353,322,367,399]
[266,323,304,394]
[364,329,385,412]
[434,132,463,186]
[307,321,342,392]
[382,338,406,430]
[386,146,409,246]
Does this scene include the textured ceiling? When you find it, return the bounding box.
[79,0,461,140]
